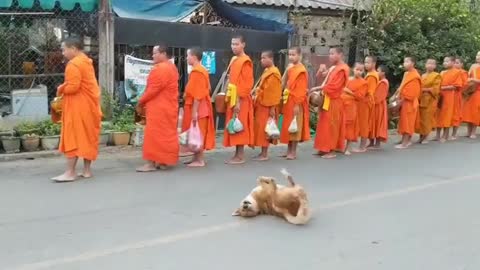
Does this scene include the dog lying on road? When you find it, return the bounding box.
[232,169,311,225]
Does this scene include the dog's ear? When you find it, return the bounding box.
[232,208,241,216]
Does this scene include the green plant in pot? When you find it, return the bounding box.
[111,104,135,146]
[15,121,41,152]
[39,119,61,151]
[0,128,20,154]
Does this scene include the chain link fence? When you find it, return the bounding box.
[0,4,97,120]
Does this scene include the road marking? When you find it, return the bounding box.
[8,173,479,270]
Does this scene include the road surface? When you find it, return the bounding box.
[1,138,479,270]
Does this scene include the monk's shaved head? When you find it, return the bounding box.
[232,34,245,44]
[378,64,389,74]
[62,37,84,50]
[153,43,170,63]
[289,46,302,55]
[188,47,203,61]
[262,50,274,59]
[330,46,344,55]
[365,55,377,63]
[425,58,437,72]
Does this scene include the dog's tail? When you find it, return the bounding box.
[284,190,311,225]
[280,168,295,187]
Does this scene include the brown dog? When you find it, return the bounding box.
[232,169,311,225]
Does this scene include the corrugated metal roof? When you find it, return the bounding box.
[222,0,370,10]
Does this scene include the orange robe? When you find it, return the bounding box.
[462,66,480,125]
[342,77,367,142]
[397,69,421,136]
[223,55,254,147]
[58,53,102,161]
[139,61,179,165]
[373,78,389,141]
[436,69,463,128]
[280,63,310,143]
[182,64,216,150]
[452,69,468,126]
[365,71,379,139]
[314,64,349,152]
[415,72,441,135]
[254,66,282,147]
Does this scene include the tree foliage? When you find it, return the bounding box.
[353,0,480,84]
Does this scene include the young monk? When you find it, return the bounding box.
[313,47,349,159]
[435,56,463,143]
[181,47,216,167]
[223,35,254,164]
[415,59,441,144]
[52,37,102,182]
[365,56,379,147]
[462,52,480,138]
[136,44,180,172]
[279,47,310,160]
[372,65,389,148]
[252,50,282,160]
[342,62,367,155]
[451,58,468,139]
[395,57,422,149]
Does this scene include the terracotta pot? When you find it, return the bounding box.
[1,137,21,153]
[99,133,109,146]
[214,93,226,113]
[41,136,60,150]
[112,132,131,146]
[21,136,40,152]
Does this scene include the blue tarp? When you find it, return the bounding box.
[235,6,288,24]
[112,0,203,22]
[209,0,293,33]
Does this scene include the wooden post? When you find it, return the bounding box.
[98,0,115,97]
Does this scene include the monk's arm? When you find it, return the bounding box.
[323,72,346,96]
[235,62,254,111]
[401,81,421,101]
[366,76,377,95]
[61,64,81,95]
[431,77,442,96]
[261,76,282,107]
[189,72,209,100]
[374,84,388,103]
[291,73,308,104]
[139,69,164,105]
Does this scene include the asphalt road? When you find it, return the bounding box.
[1,137,480,270]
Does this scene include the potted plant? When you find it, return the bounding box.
[0,128,20,153]
[15,121,41,152]
[39,119,61,150]
[111,104,135,146]
[112,122,134,146]
[100,121,113,146]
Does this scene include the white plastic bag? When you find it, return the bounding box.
[265,118,280,139]
[179,131,188,145]
[288,116,298,134]
[233,117,244,133]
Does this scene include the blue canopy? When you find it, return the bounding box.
[112,0,203,22]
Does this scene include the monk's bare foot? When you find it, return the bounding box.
[321,153,337,159]
[226,157,245,165]
[278,153,288,158]
[448,136,457,141]
[183,159,194,165]
[155,164,169,170]
[285,154,296,160]
[77,172,93,179]
[52,173,77,182]
[395,143,410,149]
[352,148,367,153]
[253,155,269,161]
[469,134,477,139]
[344,150,352,156]
[312,151,324,156]
[420,140,429,145]
[431,137,440,142]
[187,161,205,167]
[136,164,157,172]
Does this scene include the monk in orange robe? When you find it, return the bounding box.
[52,37,102,182]
[252,50,282,160]
[435,56,463,143]
[451,58,468,139]
[342,62,367,155]
[223,35,254,164]
[462,52,480,138]
[136,45,180,172]
[313,47,349,159]
[415,59,441,144]
[395,57,422,149]
[372,65,389,148]
[181,47,215,167]
[365,56,379,147]
[279,47,310,159]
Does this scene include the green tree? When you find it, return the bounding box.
[353,0,480,86]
